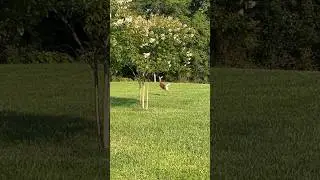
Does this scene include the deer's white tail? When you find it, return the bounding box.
[165,83,171,90]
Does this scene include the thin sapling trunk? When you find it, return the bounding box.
[146,82,149,109]
[139,81,142,105]
[142,83,145,109]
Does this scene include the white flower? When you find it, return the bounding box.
[140,43,148,48]
[160,34,165,40]
[173,34,178,40]
[149,38,156,43]
[113,19,124,26]
[125,16,132,23]
[112,39,117,46]
[134,24,140,29]
[143,52,150,58]
[186,51,193,57]
[184,60,191,66]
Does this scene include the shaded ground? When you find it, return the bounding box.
[110,97,138,107]
[0,110,93,143]
[211,68,320,179]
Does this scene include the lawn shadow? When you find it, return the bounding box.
[150,93,161,96]
[111,96,138,107]
[0,110,94,143]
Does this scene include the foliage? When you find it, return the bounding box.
[211,0,320,70]
[111,0,199,83]
[1,0,320,82]
[3,46,73,64]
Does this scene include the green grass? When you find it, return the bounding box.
[111,82,209,179]
[5,64,319,179]
[0,64,209,179]
[212,68,320,179]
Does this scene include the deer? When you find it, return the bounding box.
[159,76,171,91]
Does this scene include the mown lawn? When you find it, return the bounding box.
[212,68,320,179]
[111,81,209,179]
[0,64,209,179]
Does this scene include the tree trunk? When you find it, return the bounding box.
[103,43,110,178]
[154,73,156,82]
[210,1,215,179]
[146,82,149,109]
[94,61,104,150]
[139,81,142,105]
[142,83,145,109]
[103,61,110,148]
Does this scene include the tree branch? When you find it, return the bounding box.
[51,8,85,52]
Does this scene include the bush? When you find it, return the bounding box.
[111,76,134,82]
[3,46,74,64]
[28,51,74,63]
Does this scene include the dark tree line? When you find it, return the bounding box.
[211,0,320,70]
[0,0,319,80]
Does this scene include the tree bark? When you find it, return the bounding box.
[51,8,107,151]
[146,82,149,109]
[103,60,110,145]
[210,1,215,180]
[142,83,145,109]
[51,8,85,52]
[103,41,110,178]
[94,60,104,150]
[139,81,142,105]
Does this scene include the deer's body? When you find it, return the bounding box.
[159,76,171,91]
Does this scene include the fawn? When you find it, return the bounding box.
[159,76,171,91]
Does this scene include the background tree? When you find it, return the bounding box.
[111,0,198,109]
[0,0,113,150]
[1,0,320,80]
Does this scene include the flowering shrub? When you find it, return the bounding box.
[111,0,198,81]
